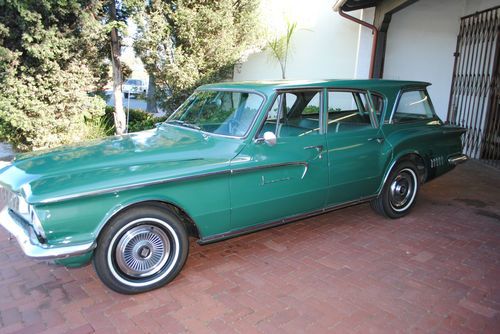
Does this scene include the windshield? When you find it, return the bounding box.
[166,90,264,137]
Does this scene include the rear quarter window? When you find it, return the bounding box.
[392,90,436,123]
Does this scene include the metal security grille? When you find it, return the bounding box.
[448,5,500,168]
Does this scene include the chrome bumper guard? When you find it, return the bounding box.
[0,207,95,260]
[448,154,468,165]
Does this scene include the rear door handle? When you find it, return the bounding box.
[368,137,385,144]
[304,145,324,158]
[304,145,324,152]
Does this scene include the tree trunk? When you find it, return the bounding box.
[146,74,157,114]
[110,1,126,135]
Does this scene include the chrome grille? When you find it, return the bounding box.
[0,186,25,215]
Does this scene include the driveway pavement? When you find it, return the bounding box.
[0,161,499,333]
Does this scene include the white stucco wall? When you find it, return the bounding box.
[383,0,500,120]
[233,0,364,81]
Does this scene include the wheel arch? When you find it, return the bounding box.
[96,200,200,242]
[378,151,427,195]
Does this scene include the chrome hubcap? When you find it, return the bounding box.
[115,225,170,278]
[389,169,415,211]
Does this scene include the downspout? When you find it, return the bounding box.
[333,0,378,78]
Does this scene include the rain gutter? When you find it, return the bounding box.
[333,0,378,78]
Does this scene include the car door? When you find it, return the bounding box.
[229,90,329,230]
[325,89,390,205]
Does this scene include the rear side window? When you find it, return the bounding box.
[327,91,373,133]
[392,90,436,123]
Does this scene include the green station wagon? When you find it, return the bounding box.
[0,79,467,294]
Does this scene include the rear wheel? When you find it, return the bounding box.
[371,161,419,219]
[93,206,189,294]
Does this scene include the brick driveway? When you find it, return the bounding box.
[0,161,499,333]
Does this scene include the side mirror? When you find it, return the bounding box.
[254,131,277,146]
[263,131,277,146]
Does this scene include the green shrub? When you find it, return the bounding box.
[84,116,114,139]
[103,106,167,133]
[0,0,109,151]
[0,63,107,151]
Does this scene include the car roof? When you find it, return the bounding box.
[199,79,430,95]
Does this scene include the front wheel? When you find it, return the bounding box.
[93,206,189,294]
[371,161,420,219]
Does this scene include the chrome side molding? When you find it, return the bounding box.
[39,161,309,204]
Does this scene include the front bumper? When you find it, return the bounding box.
[448,154,468,165]
[0,207,95,260]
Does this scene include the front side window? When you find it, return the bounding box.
[392,90,436,123]
[260,91,321,138]
[327,91,373,133]
[167,90,264,137]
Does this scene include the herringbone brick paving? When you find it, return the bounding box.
[0,161,499,333]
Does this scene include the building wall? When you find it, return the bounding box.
[233,0,363,81]
[383,0,500,120]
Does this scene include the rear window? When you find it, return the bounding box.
[392,90,436,123]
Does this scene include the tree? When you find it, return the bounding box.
[266,21,298,79]
[133,0,262,112]
[109,1,125,134]
[0,0,107,151]
[106,0,130,134]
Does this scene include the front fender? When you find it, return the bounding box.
[36,172,231,249]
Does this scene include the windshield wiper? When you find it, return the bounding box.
[166,119,202,131]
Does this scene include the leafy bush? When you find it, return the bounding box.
[103,106,167,133]
[303,106,320,115]
[0,62,106,151]
[0,0,108,151]
[84,116,114,139]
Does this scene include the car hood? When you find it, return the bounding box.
[0,125,244,204]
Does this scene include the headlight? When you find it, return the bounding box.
[14,194,29,216]
[29,205,47,241]
[6,192,47,241]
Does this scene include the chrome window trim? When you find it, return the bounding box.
[388,86,435,124]
[254,88,326,139]
[38,161,309,204]
[254,93,280,140]
[164,88,268,140]
[325,88,377,131]
[367,91,386,128]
